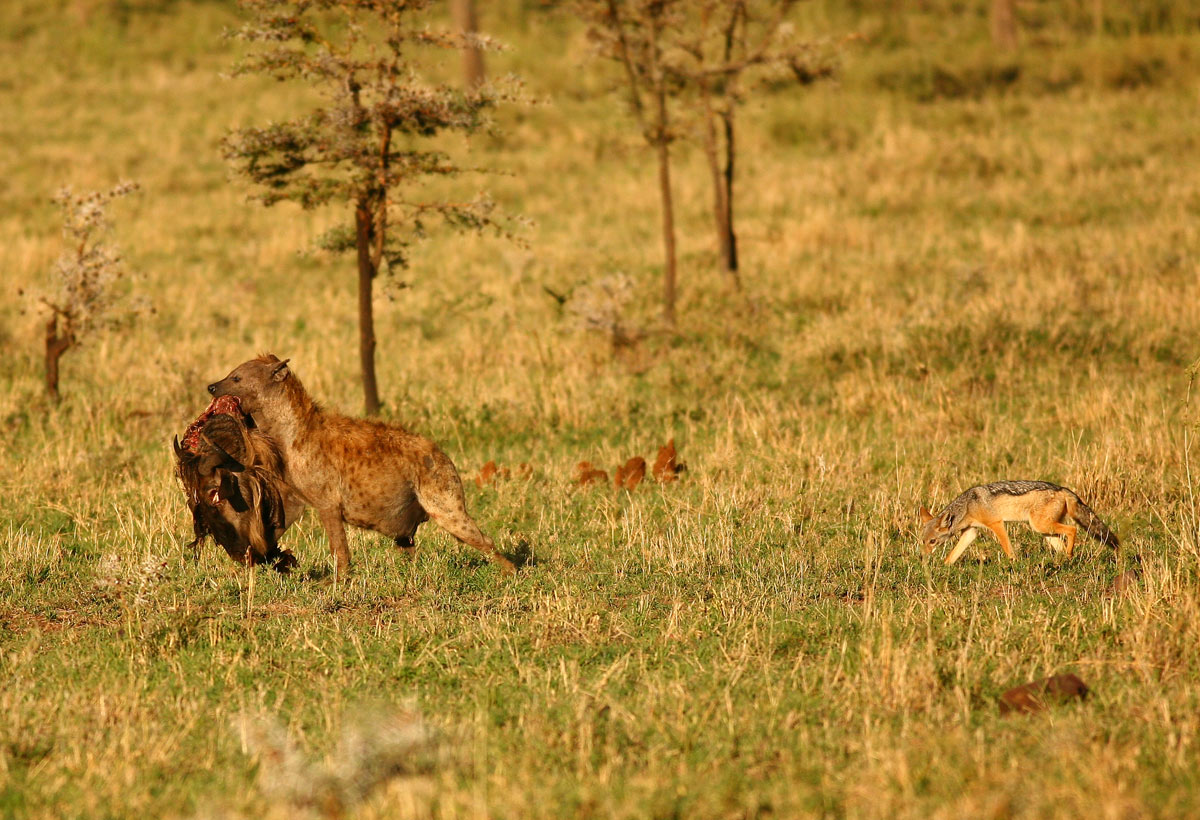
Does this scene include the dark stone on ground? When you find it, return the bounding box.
[1105,570,1140,597]
[999,673,1089,715]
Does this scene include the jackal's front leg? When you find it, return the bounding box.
[983,521,1015,560]
[317,507,352,576]
[944,528,978,566]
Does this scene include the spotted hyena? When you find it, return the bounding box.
[207,354,515,577]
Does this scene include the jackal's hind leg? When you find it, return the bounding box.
[1048,522,1077,557]
[945,528,978,566]
[1030,512,1077,558]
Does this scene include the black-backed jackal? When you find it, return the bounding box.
[919,480,1118,565]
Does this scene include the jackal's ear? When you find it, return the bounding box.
[271,359,291,382]
[919,506,934,523]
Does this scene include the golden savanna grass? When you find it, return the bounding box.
[3,1,1200,817]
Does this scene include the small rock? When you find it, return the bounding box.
[615,456,646,490]
[576,461,608,486]
[998,673,1089,715]
[475,460,500,488]
[652,439,687,482]
[1105,570,1139,598]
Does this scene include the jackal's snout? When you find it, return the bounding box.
[207,382,219,395]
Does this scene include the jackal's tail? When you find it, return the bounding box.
[1069,495,1120,550]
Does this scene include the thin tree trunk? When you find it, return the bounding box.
[991,0,1018,51]
[645,8,677,328]
[719,3,741,279]
[355,203,381,416]
[44,316,72,403]
[606,0,645,122]
[451,0,485,89]
[700,84,739,289]
[721,108,740,279]
[654,87,678,328]
[702,114,732,273]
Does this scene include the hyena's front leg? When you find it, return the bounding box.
[316,507,352,575]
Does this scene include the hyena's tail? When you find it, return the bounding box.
[1068,495,1120,550]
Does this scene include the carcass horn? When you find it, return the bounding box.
[198,432,246,475]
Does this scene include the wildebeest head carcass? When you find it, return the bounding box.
[173,395,304,573]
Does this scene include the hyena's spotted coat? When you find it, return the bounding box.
[207,354,515,576]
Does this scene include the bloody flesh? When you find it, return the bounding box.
[181,395,246,452]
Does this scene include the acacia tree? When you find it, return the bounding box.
[222,0,510,415]
[579,0,684,327]
[579,0,831,308]
[24,182,142,402]
[673,0,833,290]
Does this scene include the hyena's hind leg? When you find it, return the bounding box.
[418,454,517,575]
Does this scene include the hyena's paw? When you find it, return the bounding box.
[271,550,299,574]
[492,552,518,575]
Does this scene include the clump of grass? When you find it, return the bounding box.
[95,552,170,608]
[565,272,641,350]
[20,181,144,402]
[239,705,439,818]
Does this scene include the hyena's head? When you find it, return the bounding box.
[918,506,956,555]
[207,354,291,415]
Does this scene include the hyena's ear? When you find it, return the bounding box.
[919,506,934,523]
[271,359,291,382]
